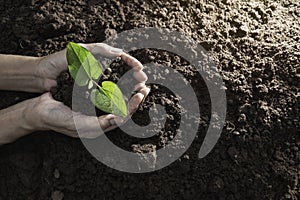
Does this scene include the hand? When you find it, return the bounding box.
[0,43,149,145]
[28,43,150,137]
[24,86,149,138]
[37,43,148,91]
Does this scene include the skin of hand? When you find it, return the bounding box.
[0,55,45,92]
[0,43,150,144]
[36,43,148,91]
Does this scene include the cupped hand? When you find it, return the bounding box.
[29,43,150,137]
[37,43,148,91]
[25,86,150,138]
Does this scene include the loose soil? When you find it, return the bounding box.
[0,0,299,200]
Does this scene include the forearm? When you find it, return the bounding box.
[0,99,35,145]
[0,54,45,92]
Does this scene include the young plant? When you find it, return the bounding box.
[66,42,127,117]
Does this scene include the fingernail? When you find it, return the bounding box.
[143,86,151,94]
[110,48,124,54]
[133,71,148,82]
[141,87,150,103]
[134,82,146,91]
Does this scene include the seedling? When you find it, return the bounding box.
[66,42,127,117]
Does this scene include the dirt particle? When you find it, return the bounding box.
[51,191,64,200]
[233,131,240,136]
[237,25,249,37]
[238,113,247,122]
[53,169,60,179]
[210,176,225,191]
[227,146,239,160]
[274,150,284,161]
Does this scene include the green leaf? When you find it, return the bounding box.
[67,42,128,117]
[66,42,102,86]
[90,81,128,117]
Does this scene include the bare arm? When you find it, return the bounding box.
[0,43,150,145]
[0,55,52,93]
[0,88,149,145]
[0,98,33,145]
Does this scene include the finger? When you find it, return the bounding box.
[97,114,117,131]
[128,93,144,115]
[73,114,125,138]
[128,87,151,115]
[121,53,144,71]
[103,125,118,133]
[102,116,125,132]
[134,82,146,91]
[79,43,124,58]
[136,86,151,98]
[99,114,124,129]
[133,70,148,82]
[71,43,145,71]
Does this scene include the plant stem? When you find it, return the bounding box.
[91,79,107,94]
[91,79,119,99]
[91,79,101,89]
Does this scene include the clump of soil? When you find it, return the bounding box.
[50,71,74,108]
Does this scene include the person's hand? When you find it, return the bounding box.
[24,87,149,138]
[25,43,150,137]
[36,43,148,91]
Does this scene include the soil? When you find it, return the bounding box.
[0,0,299,200]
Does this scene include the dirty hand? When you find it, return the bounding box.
[37,43,148,91]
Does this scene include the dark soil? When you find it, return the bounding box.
[0,0,299,200]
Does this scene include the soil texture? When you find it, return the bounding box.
[0,0,299,199]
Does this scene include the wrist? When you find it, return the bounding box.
[35,56,58,92]
[0,98,39,144]
[0,55,46,92]
[22,97,44,132]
